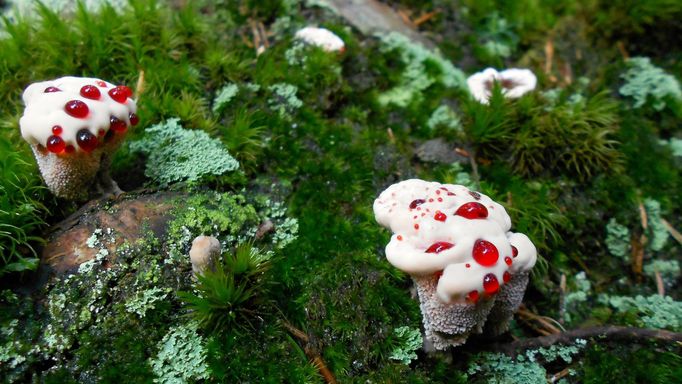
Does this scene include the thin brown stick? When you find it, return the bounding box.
[518,308,563,334]
[413,11,439,26]
[282,320,337,384]
[616,41,630,60]
[485,326,682,357]
[559,274,566,325]
[655,270,665,296]
[544,39,554,75]
[548,367,571,383]
[661,218,682,245]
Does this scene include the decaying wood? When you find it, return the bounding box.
[326,0,436,49]
[485,326,682,357]
[282,320,338,384]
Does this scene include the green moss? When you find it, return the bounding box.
[581,344,682,384]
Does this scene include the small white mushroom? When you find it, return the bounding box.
[189,235,221,276]
[294,26,345,52]
[467,68,537,104]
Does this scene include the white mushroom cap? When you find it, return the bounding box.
[189,236,221,276]
[466,68,537,104]
[373,179,537,303]
[294,27,345,52]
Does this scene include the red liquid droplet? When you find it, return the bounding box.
[467,290,479,303]
[65,100,89,118]
[108,86,128,103]
[425,242,454,254]
[447,192,455,196]
[96,80,108,87]
[512,246,519,258]
[119,85,133,98]
[46,135,65,153]
[428,198,434,202]
[44,86,61,93]
[434,211,447,222]
[505,256,512,266]
[455,202,489,219]
[52,125,63,135]
[80,85,101,100]
[129,113,139,126]
[65,145,75,153]
[98,129,105,137]
[469,191,481,200]
[503,271,511,283]
[414,224,419,230]
[397,235,403,241]
[465,263,470,268]
[409,199,425,209]
[110,116,127,133]
[473,239,499,266]
[483,273,499,295]
[436,190,441,195]
[437,197,443,202]
[76,129,98,152]
[434,270,443,281]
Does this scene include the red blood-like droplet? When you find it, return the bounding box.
[65,100,89,118]
[52,125,63,135]
[129,113,139,126]
[44,86,61,93]
[434,270,443,281]
[434,211,447,222]
[473,239,499,266]
[46,135,65,153]
[414,224,419,230]
[512,246,519,258]
[397,235,403,241]
[65,145,75,153]
[98,129,105,137]
[96,80,108,87]
[467,290,480,303]
[409,199,425,209]
[469,191,481,200]
[425,242,454,254]
[80,85,101,100]
[76,129,98,152]
[466,263,470,268]
[110,116,127,133]
[119,85,133,98]
[503,271,511,283]
[455,202,488,219]
[108,86,129,103]
[505,256,512,266]
[483,273,500,295]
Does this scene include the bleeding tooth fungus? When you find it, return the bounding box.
[373,179,537,349]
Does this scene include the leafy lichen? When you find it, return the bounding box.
[149,322,209,384]
[426,104,463,133]
[388,326,422,365]
[599,294,682,331]
[268,83,303,118]
[643,198,669,251]
[605,218,630,259]
[619,57,682,111]
[212,83,239,114]
[129,118,240,186]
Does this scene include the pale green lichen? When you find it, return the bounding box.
[467,340,586,384]
[212,83,239,114]
[599,294,682,331]
[643,198,669,251]
[149,322,209,384]
[389,326,422,365]
[564,271,591,324]
[376,32,467,107]
[285,42,308,66]
[643,259,680,287]
[619,57,682,111]
[605,218,630,259]
[426,105,462,133]
[268,83,303,118]
[129,118,240,186]
[125,287,171,318]
[659,137,682,157]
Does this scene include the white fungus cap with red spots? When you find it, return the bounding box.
[294,27,345,52]
[20,76,138,154]
[374,179,537,304]
[467,68,537,104]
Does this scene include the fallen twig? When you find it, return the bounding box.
[655,270,665,296]
[282,320,337,384]
[413,11,439,26]
[483,326,682,357]
[661,218,682,245]
[558,274,566,325]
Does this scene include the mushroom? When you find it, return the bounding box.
[189,236,221,276]
[373,179,537,349]
[19,76,139,200]
[467,68,537,104]
[294,26,345,53]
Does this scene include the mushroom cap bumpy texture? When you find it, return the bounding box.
[373,179,537,349]
[189,235,221,276]
[467,68,537,104]
[294,26,345,52]
[19,76,138,200]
